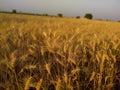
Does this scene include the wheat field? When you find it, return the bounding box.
[0,13,120,90]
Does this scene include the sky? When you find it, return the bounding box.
[0,0,120,20]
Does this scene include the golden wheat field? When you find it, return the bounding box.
[0,13,120,90]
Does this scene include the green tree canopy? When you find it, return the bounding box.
[12,9,17,13]
[57,13,63,17]
[84,13,93,19]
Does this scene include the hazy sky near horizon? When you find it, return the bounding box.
[0,0,120,20]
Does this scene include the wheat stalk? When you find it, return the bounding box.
[36,78,43,90]
[24,76,32,90]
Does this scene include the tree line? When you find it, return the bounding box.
[10,9,93,19]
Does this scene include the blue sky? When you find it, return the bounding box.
[0,0,120,20]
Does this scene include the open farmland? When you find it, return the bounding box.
[0,13,120,90]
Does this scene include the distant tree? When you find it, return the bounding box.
[58,13,63,17]
[76,16,80,19]
[84,13,93,19]
[42,14,48,16]
[12,9,17,13]
[44,14,48,16]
